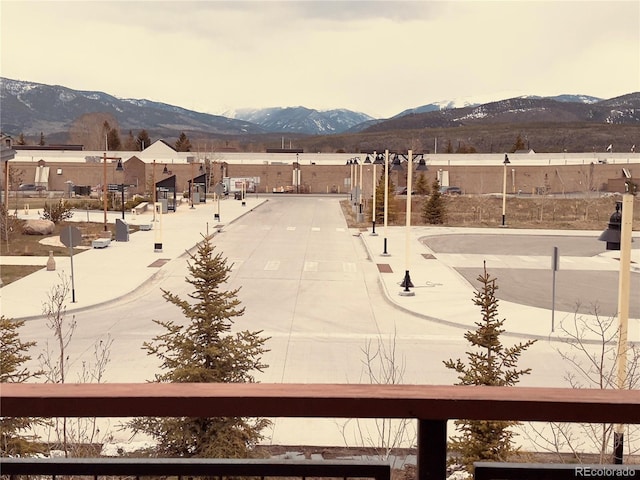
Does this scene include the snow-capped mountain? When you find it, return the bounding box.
[393,94,603,118]
[224,106,374,135]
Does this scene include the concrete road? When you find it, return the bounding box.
[15,196,630,449]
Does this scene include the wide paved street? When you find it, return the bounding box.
[9,195,639,448]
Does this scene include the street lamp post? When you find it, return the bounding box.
[190,161,195,209]
[295,153,300,194]
[400,150,415,295]
[502,154,510,226]
[152,160,157,222]
[370,153,378,235]
[358,157,364,221]
[102,153,121,233]
[399,152,428,295]
[614,189,635,463]
[382,150,390,256]
[115,159,125,220]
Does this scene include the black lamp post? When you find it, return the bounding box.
[598,201,622,250]
[115,158,125,220]
[502,154,511,226]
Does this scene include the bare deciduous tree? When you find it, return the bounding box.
[521,304,640,463]
[339,327,416,461]
[39,274,113,457]
[68,113,119,150]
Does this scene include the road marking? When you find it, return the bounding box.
[304,261,319,272]
[287,226,296,231]
[311,227,321,232]
[343,262,357,272]
[264,260,280,271]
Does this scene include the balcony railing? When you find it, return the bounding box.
[1,383,639,479]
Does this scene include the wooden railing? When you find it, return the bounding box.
[2,383,640,479]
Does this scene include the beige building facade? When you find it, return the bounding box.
[4,141,639,200]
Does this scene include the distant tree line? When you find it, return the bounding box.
[13,112,192,152]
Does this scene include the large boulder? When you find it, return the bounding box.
[22,219,55,235]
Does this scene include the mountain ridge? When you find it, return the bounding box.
[1,77,638,150]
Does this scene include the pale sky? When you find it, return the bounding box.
[1,0,639,119]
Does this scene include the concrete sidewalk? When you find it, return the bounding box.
[358,225,640,343]
[2,197,639,345]
[1,196,265,320]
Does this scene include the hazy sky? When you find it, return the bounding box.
[2,1,639,118]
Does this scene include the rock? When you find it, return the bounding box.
[22,219,55,235]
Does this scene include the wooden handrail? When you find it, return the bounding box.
[2,383,639,424]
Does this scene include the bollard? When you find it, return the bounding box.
[46,251,56,271]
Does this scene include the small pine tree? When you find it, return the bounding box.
[373,168,397,224]
[129,237,270,458]
[421,179,445,224]
[0,316,44,455]
[107,128,121,151]
[511,134,526,153]
[414,173,430,195]
[175,132,192,152]
[444,263,536,473]
[38,132,45,146]
[16,133,26,145]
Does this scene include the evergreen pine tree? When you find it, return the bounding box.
[38,132,45,146]
[414,173,430,195]
[129,237,270,457]
[0,316,44,455]
[511,134,526,152]
[421,179,445,224]
[373,168,397,224]
[175,132,192,152]
[106,128,121,151]
[16,133,26,146]
[443,263,536,473]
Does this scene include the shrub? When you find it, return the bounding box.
[41,200,74,223]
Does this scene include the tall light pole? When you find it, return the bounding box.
[400,150,415,295]
[501,154,510,226]
[295,153,300,194]
[190,160,195,208]
[400,152,428,295]
[102,153,121,233]
[152,160,157,222]
[115,158,125,220]
[382,150,390,256]
[614,187,636,463]
[370,153,379,235]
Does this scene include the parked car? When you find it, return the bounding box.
[18,183,45,191]
[396,187,416,195]
[439,186,462,196]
